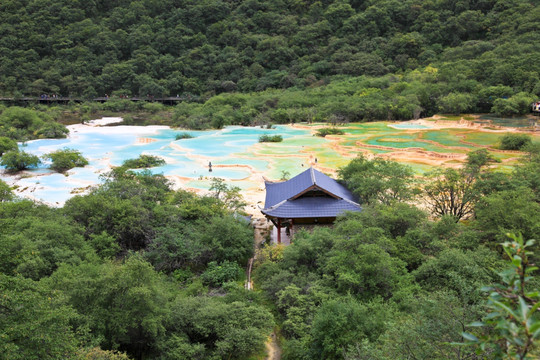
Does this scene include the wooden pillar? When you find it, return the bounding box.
[277,218,281,244]
[289,219,294,243]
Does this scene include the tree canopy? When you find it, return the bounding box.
[0,0,537,121]
[1,153,539,359]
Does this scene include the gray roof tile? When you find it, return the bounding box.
[262,197,361,218]
[262,167,361,218]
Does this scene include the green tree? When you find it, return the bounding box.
[0,208,97,280]
[324,241,409,300]
[43,148,89,172]
[438,92,474,115]
[423,168,479,221]
[462,234,540,359]
[209,177,246,212]
[465,148,499,172]
[474,189,540,247]
[0,178,13,201]
[200,260,243,287]
[64,192,153,251]
[121,155,166,169]
[34,122,69,139]
[0,274,80,359]
[338,156,416,205]
[0,107,42,132]
[160,296,274,359]
[499,133,532,151]
[47,256,169,359]
[0,136,17,155]
[491,93,537,116]
[310,299,387,360]
[77,348,131,360]
[513,143,540,201]
[0,150,41,171]
[347,291,482,360]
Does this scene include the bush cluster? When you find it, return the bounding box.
[316,127,345,137]
[258,134,283,143]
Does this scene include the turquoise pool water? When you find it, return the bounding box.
[388,123,430,129]
[0,124,311,205]
[4,120,534,206]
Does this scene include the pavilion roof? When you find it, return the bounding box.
[262,167,361,219]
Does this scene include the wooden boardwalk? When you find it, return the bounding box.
[0,96,188,105]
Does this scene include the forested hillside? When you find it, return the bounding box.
[1,1,540,358]
[0,170,274,359]
[1,0,539,118]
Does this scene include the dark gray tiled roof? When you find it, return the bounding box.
[264,168,357,207]
[262,197,361,218]
[262,167,361,218]
[313,168,356,200]
[264,168,313,207]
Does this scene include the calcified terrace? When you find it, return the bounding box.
[1,116,538,211]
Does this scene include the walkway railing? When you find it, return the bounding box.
[0,96,190,105]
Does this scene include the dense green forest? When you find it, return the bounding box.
[0,169,273,359]
[1,0,540,358]
[1,0,539,120]
[1,146,539,359]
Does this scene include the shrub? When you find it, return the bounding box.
[0,150,40,171]
[491,92,536,116]
[143,102,165,113]
[121,155,166,169]
[0,136,17,156]
[0,179,13,201]
[315,127,345,137]
[43,148,88,172]
[499,133,532,150]
[201,261,243,287]
[258,134,283,142]
[34,122,69,139]
[175,132,193,140]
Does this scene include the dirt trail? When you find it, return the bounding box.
[246,218,282,360]
[265,331,281,360]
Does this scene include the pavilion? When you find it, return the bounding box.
[261,167,362,243]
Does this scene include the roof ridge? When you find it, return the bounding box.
[342,198,361,207]
[310,167,316,185]
[262,198,288,212]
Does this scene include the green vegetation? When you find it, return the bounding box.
[253,145,540,359]
[462,233,540,359]
[0,170,272,359]
[0,107,68,141]
[0,0,538,122]
[316,127,345,137]
[338,155,416,204]
[201,260,243,287]
[0,136,17,156]
[0,179,13,201]
[0,150,40,171]
[43,148,88,172]
[121,155,166,169]
[175,132,193,140]
[258,134,283,142]
[492,93,538,117]
[1,0,540,357]
[1,146,539,359]
[499,133,533,150]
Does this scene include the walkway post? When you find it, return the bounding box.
[277,218,281,244]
